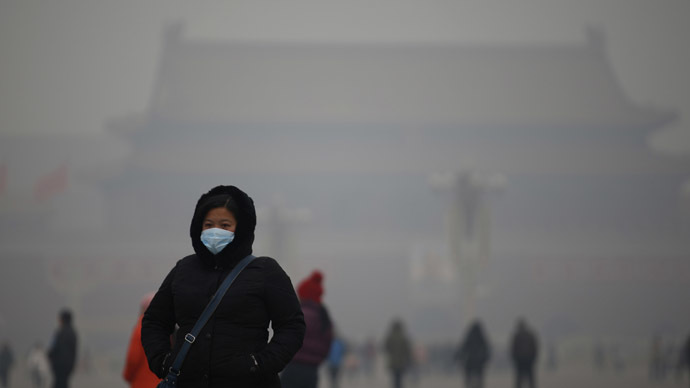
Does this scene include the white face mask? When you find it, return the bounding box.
[200,228,235,255]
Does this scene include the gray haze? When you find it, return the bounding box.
[1,1,690,386]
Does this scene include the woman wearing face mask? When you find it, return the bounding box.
[142,185,306,388]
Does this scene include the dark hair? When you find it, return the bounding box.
[59,308,72,325]
[200,194,240,221]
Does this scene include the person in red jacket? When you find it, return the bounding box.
[123,293,160,388]
[281,270,334,388]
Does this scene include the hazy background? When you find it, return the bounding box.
[1,1,690,387]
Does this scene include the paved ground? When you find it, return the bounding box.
[5,362,689,388]
[328,365,688,388]
[335,368,690,388]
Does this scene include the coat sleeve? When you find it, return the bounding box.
[141,265,177,378]
[315,305,334,361]
[255,261,306,374]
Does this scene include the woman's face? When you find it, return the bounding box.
[202,207,237,232]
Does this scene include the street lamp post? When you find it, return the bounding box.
[430,170,505,321]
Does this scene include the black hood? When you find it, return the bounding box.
[190,185,256,268]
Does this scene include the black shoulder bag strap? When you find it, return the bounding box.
[160,254,255,386]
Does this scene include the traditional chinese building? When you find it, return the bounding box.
[2,23,687,349]
[103,23,687,337]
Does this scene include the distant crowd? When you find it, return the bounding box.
[1,183,689,388]
[3,301,689,388]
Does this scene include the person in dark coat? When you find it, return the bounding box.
[454,320,490,388]
[48,309,78,388]
[281,270,334,388]
[142,185,306,388]
[510,319,539,388]
[680,333,690,388]
[0,341,14,388]
[384,319,412,388]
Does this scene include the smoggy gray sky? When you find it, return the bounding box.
[2,1,690,360]
[1,0,689,155]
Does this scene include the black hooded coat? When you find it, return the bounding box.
[142,185,306,388]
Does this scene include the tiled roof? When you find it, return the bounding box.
[144,25,674,134]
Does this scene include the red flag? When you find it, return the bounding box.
[0,163,6,196]
[34,162,68,201]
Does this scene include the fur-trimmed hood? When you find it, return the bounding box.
[189,185,256,268]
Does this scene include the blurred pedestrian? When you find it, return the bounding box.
[384,319,412,388]
[679,333,690,387]
[123,292,160,388]
[454,320,490,388]
[545,341,557,372]
[281,270,334,388]
[610,342,625,374]
[48,309,78,388]
[343,352,361,381]
[593,339,606,372]
[26,343,50,388]
[142,185,305,388]
[360,337,377,378]
[410,342,428,383]
[0,341,14,388]
[510,319,538,388]
[326,334,347,388]
[650,335,664,381]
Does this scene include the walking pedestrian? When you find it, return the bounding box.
[384,319,412,388]
[0,341,14,388]
[360,337,376,379]
[47,309,78,388]
[679,333,690,388]
[454,320,490,388]
[650,336,665,381]
[123,292,160,388]
[141,185,306,388]
[511,319,538,388]
[326,335,347,388]
[281,270,334,388]
[26,343,50,388]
